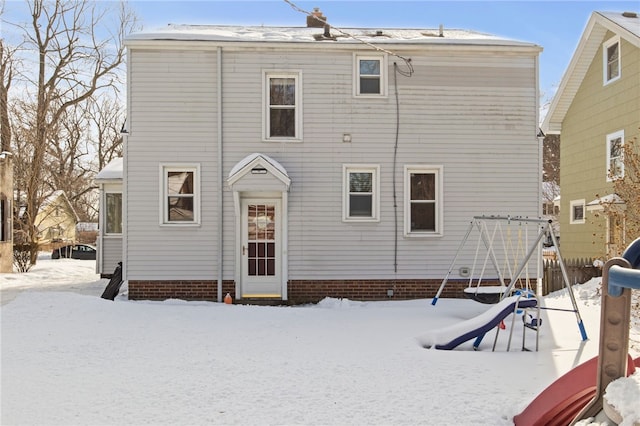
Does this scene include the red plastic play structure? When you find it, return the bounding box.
[514,238,640,425]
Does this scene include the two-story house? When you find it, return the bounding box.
[103,12,543,303]
[542,11,640,259]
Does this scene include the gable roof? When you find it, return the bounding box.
[39,190,80,222]
[542,11,640,134]
[227,153,291,190]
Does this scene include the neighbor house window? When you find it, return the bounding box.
[343,165,380,222]
[105,192,122,234]
[160,164,200,225]
[0,197,6,241]
[264,71,301,141]
[570,199,585,224]
[354,54,387,96]
[603,36,621,84]
[404,166,443,236]
[606,130,624,181]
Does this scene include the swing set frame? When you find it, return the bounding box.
[431,215,588,341]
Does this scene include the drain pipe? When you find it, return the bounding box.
[216,46,223,303]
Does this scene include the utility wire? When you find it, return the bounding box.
[283,0,414,76]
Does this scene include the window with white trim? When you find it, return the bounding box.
[606,130,624,181]
[570,199,585,224]
[354,54,387,97]
[264,71,301,141]
[603,36,621,85]
[404,166,443,236]
[105,192,122,234]
[343,165,379,222]
[160,165,200,225]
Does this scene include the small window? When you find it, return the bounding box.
[105,192,122,234]
[354,54,387,97]
[603,36,621,84]
[606,130,624,181]
[264,71,301,141]
[160,165,200,225]
[570,199,585,224]
[404,166,443,236]
[343,165,380,222]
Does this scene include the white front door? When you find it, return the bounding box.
[241,199,282,297]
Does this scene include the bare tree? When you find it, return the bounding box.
[542,134,560,185]
[0,39,17,153]
[7,0,137,264]
[88,94,125,171]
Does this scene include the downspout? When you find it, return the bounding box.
[217,46,223,303]
[535,52,544,298]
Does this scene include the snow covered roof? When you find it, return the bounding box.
[126,24,539,49]
[95,158,123,182]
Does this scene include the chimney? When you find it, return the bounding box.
[307,7,327,28]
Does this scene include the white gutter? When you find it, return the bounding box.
[216,46,223,303]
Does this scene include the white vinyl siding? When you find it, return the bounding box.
[404,166,443,237]
[354,53,387,97]
[606,130,624,181]
[603,36,621,85]
[343,165,380,222]
[570,199,586,224]
[263,71,302,141]
[160,164,200,225]
[126,44,540,281]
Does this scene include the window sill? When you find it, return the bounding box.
[404,232,443,238]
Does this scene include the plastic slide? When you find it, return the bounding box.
[513,355,639,426]
[420,295,537,350]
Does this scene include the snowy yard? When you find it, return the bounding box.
[1,254,639,425]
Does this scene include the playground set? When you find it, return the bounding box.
[429,216,587,351]
[423,215,640,423]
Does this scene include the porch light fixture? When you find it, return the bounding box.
[251,166,267,174]
[342,133,352,143]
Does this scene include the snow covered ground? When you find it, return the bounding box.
[1,254,639,425]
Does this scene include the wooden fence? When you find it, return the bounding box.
[542,258,602,296]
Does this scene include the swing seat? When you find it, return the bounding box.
[463,286,506,304]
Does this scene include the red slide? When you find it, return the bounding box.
[514,355,639,426]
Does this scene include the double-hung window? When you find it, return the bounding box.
[105,192,122,234]
[354,54,387,97]
[404,166,443,236]
[264,71,301,141]
[160,164,200,225]
[343,165,380,222]
[570,199,585,225]
[606,130,624,181]
[603,36,621,85]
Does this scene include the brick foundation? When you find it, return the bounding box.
[128,278,471,304]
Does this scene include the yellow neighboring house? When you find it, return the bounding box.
[542,11,640,260]
[35,190,79,246]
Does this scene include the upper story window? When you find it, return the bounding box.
[404,166,443,237]
[105,192,122,234]
[607,130,624,181]
[343,165,380,222]
[354,54,387,97]
[264,71,302,141]
[160,164,200,225]
[603,36,621,85]
[570,199,585,224]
